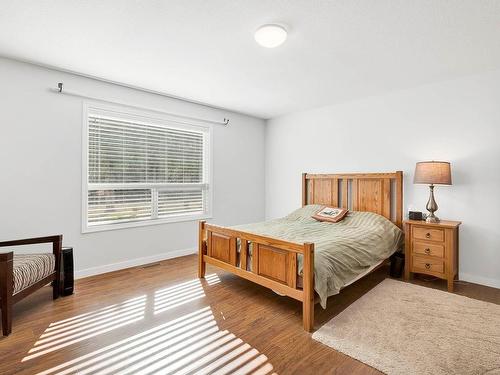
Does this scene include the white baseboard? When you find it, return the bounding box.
[460,272,500,289]
[74,250,500,291]
[75,248,197,279]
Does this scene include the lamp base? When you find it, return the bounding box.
[425,214,440,223]
[425,184,440,223]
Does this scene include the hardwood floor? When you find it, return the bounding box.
[0,254,499,375]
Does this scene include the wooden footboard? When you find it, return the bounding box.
[198,221,315,332]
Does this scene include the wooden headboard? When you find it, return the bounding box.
[302,172,403,228]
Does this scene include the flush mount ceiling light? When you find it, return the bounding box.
[254,24,287,48]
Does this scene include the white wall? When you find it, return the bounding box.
[0,58,266,277]
[266,69,500,288]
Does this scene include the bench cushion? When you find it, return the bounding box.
[13,254,55,294]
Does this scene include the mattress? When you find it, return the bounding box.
[232,204,404,308]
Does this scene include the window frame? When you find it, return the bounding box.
[81,101,213,233]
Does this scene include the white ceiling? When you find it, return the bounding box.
[1,1,500,119]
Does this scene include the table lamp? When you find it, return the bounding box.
[413,161,452,223]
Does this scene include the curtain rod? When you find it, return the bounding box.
[50,82,230,126]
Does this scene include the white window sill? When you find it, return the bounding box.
[82,213,212,233]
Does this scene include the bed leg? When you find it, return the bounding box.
[303,242,315,332]
[303,299,314,332]
[198,221,206,278]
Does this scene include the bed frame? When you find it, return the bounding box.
[198,172,403,332]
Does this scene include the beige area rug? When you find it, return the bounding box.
[312,279,500,375]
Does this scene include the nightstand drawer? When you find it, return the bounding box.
[412,227,444,242]
[412,256,444,274]
[413,241,445,258]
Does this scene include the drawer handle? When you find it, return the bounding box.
[425,263,431,270]
[425,232,431,238]
[425,248,431,254]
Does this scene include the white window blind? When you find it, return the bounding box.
[84,109,210,231]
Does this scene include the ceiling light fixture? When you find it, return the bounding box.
[254,24,287,48]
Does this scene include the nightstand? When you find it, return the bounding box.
[404,219,461,292]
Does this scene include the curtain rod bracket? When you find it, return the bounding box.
[223,118,230,126]
[57,82,63,93]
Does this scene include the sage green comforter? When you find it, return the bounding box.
[232,205,404,308]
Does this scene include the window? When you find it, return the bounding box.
[83,104,211,232]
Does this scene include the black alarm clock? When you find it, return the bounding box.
[408,211,423,220]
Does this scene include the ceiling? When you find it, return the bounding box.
[1,1,500,119]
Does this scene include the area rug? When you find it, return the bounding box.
[312,279,500,375]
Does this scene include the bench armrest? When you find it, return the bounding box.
[0,235,62,248]
[0,252,13,262]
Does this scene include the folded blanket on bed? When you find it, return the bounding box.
[232,204,404,308]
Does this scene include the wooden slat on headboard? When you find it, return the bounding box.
[302,172,403,228]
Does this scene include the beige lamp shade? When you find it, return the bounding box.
[414,161,452,185]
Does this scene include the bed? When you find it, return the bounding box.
[198,172,404,332]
